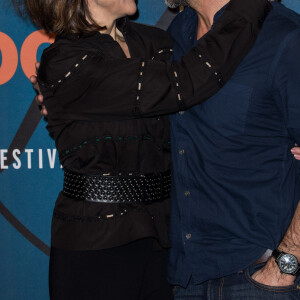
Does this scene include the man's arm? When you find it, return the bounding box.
[252,203,300,286]
[252,29,300,286]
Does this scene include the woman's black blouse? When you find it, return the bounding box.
[38,0,271,251]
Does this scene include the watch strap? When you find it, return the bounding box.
[272,248,283,261]
[293,266,300,277]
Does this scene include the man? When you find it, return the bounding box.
[165,0,300,298]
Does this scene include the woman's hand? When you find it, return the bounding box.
[291,145,300,160]
[30,62,48,116]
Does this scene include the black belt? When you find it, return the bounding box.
[63,169,171,203]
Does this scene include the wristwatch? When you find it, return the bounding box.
[272,249,300,276]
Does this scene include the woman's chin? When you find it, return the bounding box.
[127,4,137,16]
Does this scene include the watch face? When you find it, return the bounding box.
[278,254,298,274]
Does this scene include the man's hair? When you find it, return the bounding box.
[12,0,105,35]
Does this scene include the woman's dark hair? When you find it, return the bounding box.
[12,0,105,35]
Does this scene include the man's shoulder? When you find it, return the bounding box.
[255,2,300,68]
[272,1,300,21]
[266,2,300,37]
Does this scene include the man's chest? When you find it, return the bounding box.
[172,38,286,140]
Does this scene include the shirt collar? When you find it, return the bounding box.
[170,4,228,49]
[213,4,228,26]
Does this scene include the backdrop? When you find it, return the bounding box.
[1,1,299,299]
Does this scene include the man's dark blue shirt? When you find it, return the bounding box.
[167,2,300,286]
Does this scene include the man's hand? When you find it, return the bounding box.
[252,201,300,287]
[291,146,300,160]
[252,258,296,287]
[30,62,47,116]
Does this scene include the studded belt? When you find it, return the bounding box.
[63,169,171,203]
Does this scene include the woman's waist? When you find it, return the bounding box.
[53,189,170,226]
[57,138,171,168]
[62,168,171,204]
[59,147,171,177]
[51,191,171,251]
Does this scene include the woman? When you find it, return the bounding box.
[15,0,270,299]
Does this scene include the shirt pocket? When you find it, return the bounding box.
[200,82,253,137]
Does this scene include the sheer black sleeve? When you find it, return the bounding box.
[38,0,271,121]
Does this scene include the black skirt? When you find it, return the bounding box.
[49,238,173,300]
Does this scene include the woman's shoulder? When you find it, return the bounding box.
[129,21,173,49]
[38,36,98,85]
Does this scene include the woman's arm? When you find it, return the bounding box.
[39,0,271,121]
[292,147,300,160]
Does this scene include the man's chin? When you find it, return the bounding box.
[164,0,188,9]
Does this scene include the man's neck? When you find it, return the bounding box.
[188,0,230,39]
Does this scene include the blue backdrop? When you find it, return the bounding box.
[0,1,299,299]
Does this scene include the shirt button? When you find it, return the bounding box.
[179,149,185,155]
[186,233,192,239]
[184,190,190,197]
[179,111,184,115]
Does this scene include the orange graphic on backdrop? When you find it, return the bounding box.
[0,32,18,85]
[21,30,55,79]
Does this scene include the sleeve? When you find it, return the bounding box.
[39,0,271,122]
[271,29,300,182]
[272,29,300,145]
